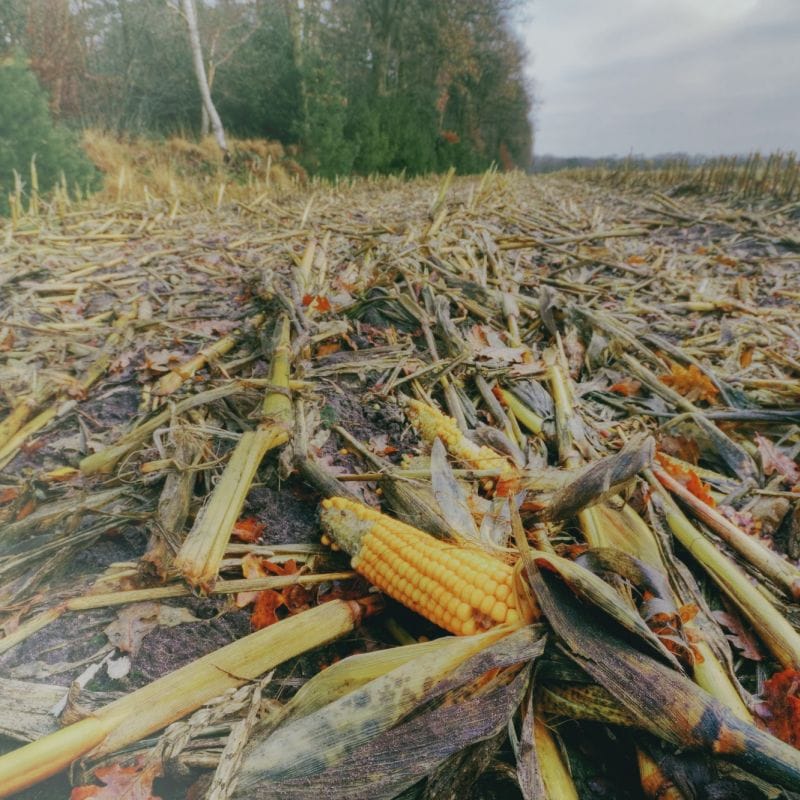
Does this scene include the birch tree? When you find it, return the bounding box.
[179,0,227,152]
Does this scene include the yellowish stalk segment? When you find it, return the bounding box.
[0,600,362,798]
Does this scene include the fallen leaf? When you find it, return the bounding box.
[70,759,162,800]
[236,552,269,607]
[232,517,266,543]
[0,328,15,350]
[0,486,20,504]
[104,602,199,656]
[762,668,800,747]
[142,349,182,373]
[15,498,37,520]
[251,589,285,629]
[191,319,238,336]
[109,350,135,374]
[283,583,313,613]
[475,345,527,364]
[755,433,800,485]
[657,435,700,465]
[717,505,760,536]
[44,466,81,482]
[655,453,716,506]
[712,610,763,661]
[316,341,342,358]
[302,294,332,312]
[608,378,641,396]
[659,363,719,404]
[368,433,397,456]
[263,558,299,576]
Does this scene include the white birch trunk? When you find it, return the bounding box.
[180,0,227,152]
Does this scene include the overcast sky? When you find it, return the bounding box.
[517,0,800,157]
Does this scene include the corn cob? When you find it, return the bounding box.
[403,398,518,489]
[321,497,530,635]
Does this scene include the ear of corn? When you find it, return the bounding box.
[403,398,518,488]
[321,497,533,635]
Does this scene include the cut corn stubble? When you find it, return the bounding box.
[321,497,533,636]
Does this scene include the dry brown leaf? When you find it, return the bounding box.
[70,759,162,800]
[755,433,800,485]
[191,319,238,336]
[659,363,719,404]
[104,602,199,655]
[711,610,764,661]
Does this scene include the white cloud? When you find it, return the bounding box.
[517,0,800,156]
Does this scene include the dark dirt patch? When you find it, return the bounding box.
[244,484,319,546]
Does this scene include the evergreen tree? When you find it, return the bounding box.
[0,58,98,214]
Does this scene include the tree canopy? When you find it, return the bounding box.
[1,0,534,176]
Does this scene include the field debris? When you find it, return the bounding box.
[1,167,800,798]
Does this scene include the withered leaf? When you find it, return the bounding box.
[659,363,719,404]
[104,602,199,656]
[755,433,800,485]
[70,760,162,800]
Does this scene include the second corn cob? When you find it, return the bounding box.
[403,398,519,489]
[321,497,531,635]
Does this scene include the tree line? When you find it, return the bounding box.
[0,0,534,178]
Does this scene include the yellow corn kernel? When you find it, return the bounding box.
[403,399,518,484]
[321,497,536,635]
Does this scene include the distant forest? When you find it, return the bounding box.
[0,0,534,177]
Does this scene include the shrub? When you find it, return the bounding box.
[0,58,99,215]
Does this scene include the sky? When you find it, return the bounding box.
[517,0,800,157]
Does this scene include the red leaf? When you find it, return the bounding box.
[608,378,641,396]
[232,517,266,543]
[314,296,332,312]
[763,668,800,747]
[302,294,332,312]
[655,453,716,507]
[251,589,285,630]
[70,760,161,800]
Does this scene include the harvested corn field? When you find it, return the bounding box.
[1,169,800,799]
